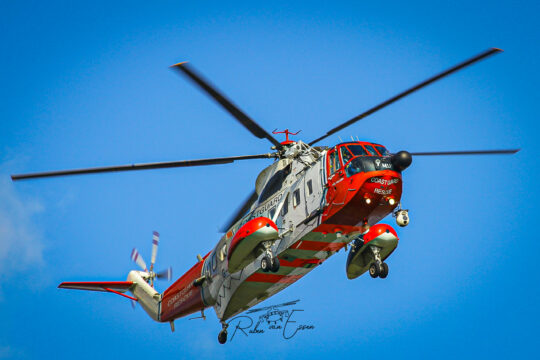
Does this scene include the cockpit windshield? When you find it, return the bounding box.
[363,145,379,156]
[374,145,390,156]
[346,145,368,157]
[331,143,391,176]
[331,143,395,177]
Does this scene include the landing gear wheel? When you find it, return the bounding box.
[218,329,228,344]
[379,262,389,279]
[261,256,271,272]
[270,257,280,273]
[369,263,380,278]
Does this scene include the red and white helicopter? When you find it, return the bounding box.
[12,48,518,344]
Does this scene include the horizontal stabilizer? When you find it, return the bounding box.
[58,281,134,293]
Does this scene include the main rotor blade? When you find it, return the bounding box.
[220,190,258,233]
[171,62,283,150]
[11,153,276,181]
[410,149,520,156]
[309,48,503,146]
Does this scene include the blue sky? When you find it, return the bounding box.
[1,1,538,358]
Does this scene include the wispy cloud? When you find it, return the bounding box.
[0,175,44,277]
[0,345,26,359]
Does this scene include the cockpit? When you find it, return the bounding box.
[327,142,391,177]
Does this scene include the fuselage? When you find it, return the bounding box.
[159,140,403,322]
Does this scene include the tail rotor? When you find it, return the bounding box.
[131,231,173,287]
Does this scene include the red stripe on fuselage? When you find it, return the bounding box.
[277,257,322,268]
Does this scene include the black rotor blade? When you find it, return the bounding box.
[171,62,283,150]
[309,48,503,146]
[11,153,276,181]
[220,190,258,233]
[410,149,520,156]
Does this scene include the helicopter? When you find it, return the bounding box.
[11,47,519,344]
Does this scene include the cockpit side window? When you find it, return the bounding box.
[328,150,334,174]
[328,150,341,175]
[340,147,353,166]
[347,145,368,157]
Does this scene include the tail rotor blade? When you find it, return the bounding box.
[157,267,173,281]
[150,231,159,272]
[130,248,147,271]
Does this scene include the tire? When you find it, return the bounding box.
[379,262,389,279]
[369,263,379,278]
[261,256,271,272]
[270,257,280,273]
[218,329,227,344]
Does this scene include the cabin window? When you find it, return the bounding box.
[259,164,291,203]
[293,189,301,207]
[281,194,289,216]
[364,145,378,156]
[374,145,389,156]
[218,243,227,261]
[306,179,313,195]
[211,252,217,271]
[269,208,276,220]
[347,145,368,157]
[341,147,353,165]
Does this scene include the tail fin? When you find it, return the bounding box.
[126,270,161,321]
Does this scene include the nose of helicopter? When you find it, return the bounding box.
[323,169,403,227]
[391,151,412,172]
